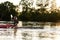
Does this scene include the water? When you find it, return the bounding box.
[0,28,60,40]
[0,22,60,40]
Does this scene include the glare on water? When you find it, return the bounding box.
[0,22,60,40]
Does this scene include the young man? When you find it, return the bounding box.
[13,16,18,36]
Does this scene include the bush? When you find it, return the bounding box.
[18,9,60,22]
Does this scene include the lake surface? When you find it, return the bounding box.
[0,22,60,40]
[0,28,60,40]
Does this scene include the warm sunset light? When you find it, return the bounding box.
[0,0,20,5]
[0,0,60,9]
[56,0,60,7]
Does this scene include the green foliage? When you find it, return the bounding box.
[18,0,60,22]
[0,1,18,21]
[18,8,60,22]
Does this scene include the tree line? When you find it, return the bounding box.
[18,8,60,22]
[0,1,60,22]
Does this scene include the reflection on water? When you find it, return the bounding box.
[0,22,60,40]
[0,29,60,40]
[0,28,14,36]
[22,22,56,29]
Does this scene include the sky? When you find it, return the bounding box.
[0,0,60,9]
[0,0,21,5]
[56,0,60,7]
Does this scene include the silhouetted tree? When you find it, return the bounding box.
[0,1,18,21]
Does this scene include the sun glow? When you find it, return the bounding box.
[56,0,60,7]
[0,0,20,5]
